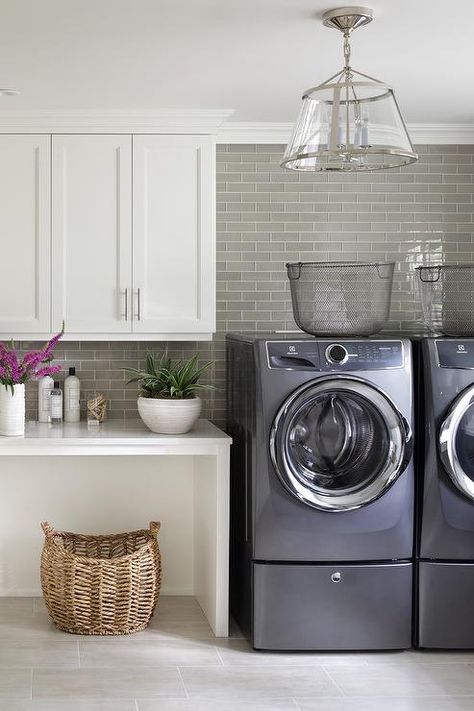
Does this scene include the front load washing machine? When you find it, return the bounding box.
[227,334,414,650]
[418,338,474,648]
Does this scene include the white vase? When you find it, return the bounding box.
[0,383,25,436]
[137,396,202,435]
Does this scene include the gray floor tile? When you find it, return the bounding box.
[3,596,474,709]
[79,638,221,667]
[0,613,72,641]
[0,639,78,668]
[295,698,474,711]
[366,650,474,665]
[0,670,31,699]
[179,665,342,700]
[0,598,35,619]
[32,598,47,615]
[216,638,368,667]
[144,619,216,641]
[325,662,474,697]
[0,702,135,711]
[138,700,299,711]
[33,667,185,700]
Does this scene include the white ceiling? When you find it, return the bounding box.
[0,0,472,123]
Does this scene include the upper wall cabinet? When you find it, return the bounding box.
[0,136,51,334]
[0,132,216,340]
[133,136,215,336]
[52,135,132,335]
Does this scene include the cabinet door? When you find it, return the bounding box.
[52,135,132,334]
[133,135,215,337]
[0,135,51,335]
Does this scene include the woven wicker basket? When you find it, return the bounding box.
[40,520,162,635]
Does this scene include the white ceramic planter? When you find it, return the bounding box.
[0,383,25,437]
[137,396,202,435]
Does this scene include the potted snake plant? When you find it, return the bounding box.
[124,352,215,434]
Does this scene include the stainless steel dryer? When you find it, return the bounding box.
[227,334,414,650]
[418,338,474,648]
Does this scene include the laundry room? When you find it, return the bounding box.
[0,0,473,709]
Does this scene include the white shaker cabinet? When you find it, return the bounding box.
[132,135,215,337]
[0,132,215,340]
[52,135,132,335]
[0,135,51,334]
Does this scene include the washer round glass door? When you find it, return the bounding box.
[439,385,474,501]
[270,376,411,512]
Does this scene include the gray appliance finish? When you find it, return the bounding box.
[418,338,474,648]
[227,334,415,650]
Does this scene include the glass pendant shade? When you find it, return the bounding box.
[282,8,418,172]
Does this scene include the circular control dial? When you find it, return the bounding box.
[325,344,349,365]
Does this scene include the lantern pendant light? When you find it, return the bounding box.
[281,6,417,172]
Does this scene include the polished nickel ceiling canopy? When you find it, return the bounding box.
[281,6,418,172]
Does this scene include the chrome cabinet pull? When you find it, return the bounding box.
[136,288,141,321]
[124,288,128,321]
[331,572,342,583]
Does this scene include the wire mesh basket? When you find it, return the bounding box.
[286,261,395,336]
[416,264,474,336]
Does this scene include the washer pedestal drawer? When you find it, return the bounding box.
[418,561,474,648]
[253,561,412,650]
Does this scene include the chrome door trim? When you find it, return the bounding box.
[439,385,474,501]
[270,375,412,513]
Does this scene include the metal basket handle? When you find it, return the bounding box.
[418,266,442,283]
[286,262,302,280]
[376,264,393,280]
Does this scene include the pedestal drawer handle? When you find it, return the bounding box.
[331,571,342,583]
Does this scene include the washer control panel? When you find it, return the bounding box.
[266,340,404,371]
[437,339,474,368]
[325,344,349,365]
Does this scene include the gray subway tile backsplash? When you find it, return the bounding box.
[18,143,474,427]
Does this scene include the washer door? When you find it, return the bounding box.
[270,376,412,512]
[440,385,474,501]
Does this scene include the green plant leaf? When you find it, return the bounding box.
[122,351,216,400]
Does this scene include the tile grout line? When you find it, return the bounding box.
[320,665,349,698]
[176,665,190,700]
[214,644,226,667]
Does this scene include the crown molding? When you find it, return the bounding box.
[0,112,471,143]
[217,122,474,145]
[0,109,235,133]
[407,123,474,145]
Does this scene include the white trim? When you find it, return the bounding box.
[0,112,470,144]
[408,123,474,145]
[217,121,474,145]
[218,122,294,144]
[0,109,234,134]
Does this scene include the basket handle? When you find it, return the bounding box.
[286,262,302,280]
[149,521,161,537]
[41,521,55,540]
[376,264,393,280]
[418,266,442,283]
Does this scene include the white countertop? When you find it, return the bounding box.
[0,419,232,456]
